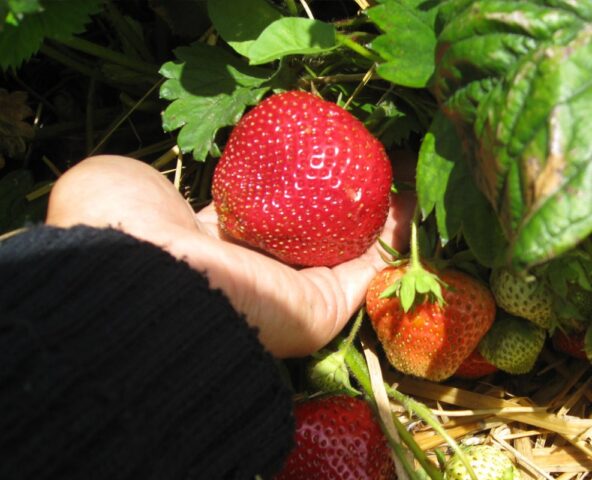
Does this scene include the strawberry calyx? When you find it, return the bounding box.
[379,219,447,312]
[307,308,365,395]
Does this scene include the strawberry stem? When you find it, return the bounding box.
[335,33,382,63]
[284,0,298,16]
[380,216,447,312]
[342,343,444,480]
[342,307,365,352]
[383,384,478,480]
[410,219,421,269]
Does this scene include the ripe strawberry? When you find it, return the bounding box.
[274,395,394,480]
[212,90,392,267]
[478,311,546,374]
[551,329,587,360]
[454,349,498,379]
[444,445,522,479]
[489,268,554,328]
[366,266,496,382]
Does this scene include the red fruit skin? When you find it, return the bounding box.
[454,349,498,379]
[366,267,496,382]
[212,90,393,267]
[552,330,587,360]
[275,395,394,480]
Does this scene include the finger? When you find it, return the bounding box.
[47,156,198,241]
[194,202,222,238]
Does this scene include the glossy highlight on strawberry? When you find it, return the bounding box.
[212,90,393,267]
[274,395,394,480]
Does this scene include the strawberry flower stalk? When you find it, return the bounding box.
[365,209,497,382]
[379,216,447,312]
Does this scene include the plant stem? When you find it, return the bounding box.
[410,219,421,268]
[39,44,98,79]
[343,345,444,480]
[56,37,158,77]
[89,78,163,156]
[392,415,443,480]
[342,307,365,351]
[336,33,381,63]
[383,383,477,480]
[284,0,298,16]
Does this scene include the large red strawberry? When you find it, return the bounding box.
[366,266,496,382]
[212,90,392,267]
[274,395,394,480]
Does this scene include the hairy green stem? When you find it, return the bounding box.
[343,345,444,480]
[336,33,381,63]
[383,384,478,480]
[410,218,421,269]
[392,415,443,480]
[284,0,298,16]
[343,307,365,351]
[39,44,98,78]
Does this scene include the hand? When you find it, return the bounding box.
[47,155,415,357]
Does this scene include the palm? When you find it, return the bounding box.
[47,156,414,357]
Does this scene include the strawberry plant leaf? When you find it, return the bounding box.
[417,112,506,267]
[368,0,439,88]
[160,43,274,160]
[0,0,102,70]
[7,0,43,19]
[247,17,336,65]
[432,0,589,114]
[473,28,592,269]
[207,0,282,58]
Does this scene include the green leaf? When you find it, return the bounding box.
[8,0,42,19]
[0,0,102,70]
[207,0,282,58]
[368,0,439,88]
[473,28,592,268]
[432,0,590,131]
[417,112,507,267]
[247,17,336,65]
[160,43,273,160]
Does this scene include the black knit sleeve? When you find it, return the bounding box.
[0,225,294,480]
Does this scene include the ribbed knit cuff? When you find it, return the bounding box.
[0,225,294,480]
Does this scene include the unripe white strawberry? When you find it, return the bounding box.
[444,445,521,480]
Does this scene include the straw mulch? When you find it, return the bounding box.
[362,330,592,479]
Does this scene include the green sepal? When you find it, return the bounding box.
[380,263,446,313]
[306,349,360,395]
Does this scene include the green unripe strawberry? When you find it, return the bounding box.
[479,312,546,374]
[490,268,554,329]
[444,445,521,480]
